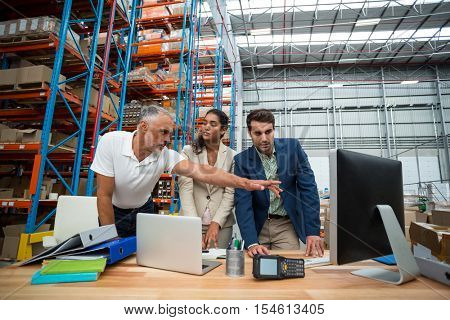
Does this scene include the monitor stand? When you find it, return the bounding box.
[351,205,420,285]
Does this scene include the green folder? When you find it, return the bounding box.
[40,258,107,275]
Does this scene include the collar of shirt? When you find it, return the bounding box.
[255,144,276,161]
[121,130,160,166]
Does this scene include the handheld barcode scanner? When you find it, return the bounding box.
[252,254,305,279]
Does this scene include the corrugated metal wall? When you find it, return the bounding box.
[239,64,450,184]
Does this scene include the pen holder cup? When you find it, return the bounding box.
[226,249,245,277]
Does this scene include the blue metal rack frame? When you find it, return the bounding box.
[25,0,137,233]
[86,0,139,195]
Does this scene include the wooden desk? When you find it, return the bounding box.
[1,251,449,300]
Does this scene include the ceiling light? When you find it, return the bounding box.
[328,84,343,88]
[355,18,381,27]
[400,80,419,85]
[250,28,271,36]
[338,58,357,64]
[256,63,273,69]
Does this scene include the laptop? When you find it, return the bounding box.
[136,214,221,275]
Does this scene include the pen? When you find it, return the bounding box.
[234,239,239,250]
[227,237,234,250]
[241,240,245,251]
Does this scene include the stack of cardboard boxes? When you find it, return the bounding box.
[0,65,66,90]
[0,16,80,49]
[71,87,119,119]
[162,29,190,53]
[0,124,78,149]
[136,29,167,56]
[409,209,449,284]
[127,67,156,83]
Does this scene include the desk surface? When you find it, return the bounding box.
[1,251,449,300]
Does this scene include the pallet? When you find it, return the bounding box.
[0,32,55,45]
[0,81,50,93]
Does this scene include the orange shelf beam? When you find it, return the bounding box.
[0,199,57,210]
[137,0,185,9]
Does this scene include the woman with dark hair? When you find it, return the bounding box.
[179,109,236,249]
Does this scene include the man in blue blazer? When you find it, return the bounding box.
[234,109,323,257]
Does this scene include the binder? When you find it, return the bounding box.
[20,224,118,266]
[40,258,107,275]
[59,237,136,265]
[31,270,99,285]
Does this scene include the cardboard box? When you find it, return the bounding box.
[0,188,14,198]
[404,209,418,227]
[144,62,159,71]
[51,132,77,149]
[431,210,450,227]
[1,224,51,259]
[72,87,99,107]
[415,211,429,223]
[19,129,48,143]
[0,68,17,86]
[105,93,120,117]
[16,65,66,90]
[0,128,22,143]
[167,3,187,16]
[138,29,165,42]
[409,222,450,263]
[1,176,31,198]
[137,43,163,55]
[72,87,109,114]
[62,177,91,196]
[1,225,25,259]
[41,178,55,199]
[51,180,66,196]
[141,6,170,19]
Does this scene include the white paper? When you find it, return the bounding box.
[30,18,38,30]
[8,23,16,35]
[19,19,27,32]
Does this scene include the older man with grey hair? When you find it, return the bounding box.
[90,102,281,237]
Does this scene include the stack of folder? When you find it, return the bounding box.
[20,225,137,266]
[22,225,138,285]
[31,258,107,285]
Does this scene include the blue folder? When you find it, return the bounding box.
[31,270,99,285]
[373,254,396,265]
[58,237,136,265]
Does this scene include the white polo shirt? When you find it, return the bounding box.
[90,131,184,209]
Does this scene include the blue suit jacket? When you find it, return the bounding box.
[234,138,320,248]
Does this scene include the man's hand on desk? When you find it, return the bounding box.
[247,244,269,257]
[305,235,324,257]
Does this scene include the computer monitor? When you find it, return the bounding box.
[329,149,420,285]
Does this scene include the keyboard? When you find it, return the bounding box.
[202,264,209,269]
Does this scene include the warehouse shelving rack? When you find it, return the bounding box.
[0,1,139,260]
[86,0,139,195]
[127,0,203,212]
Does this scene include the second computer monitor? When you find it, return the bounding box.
[329,149,405,265]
